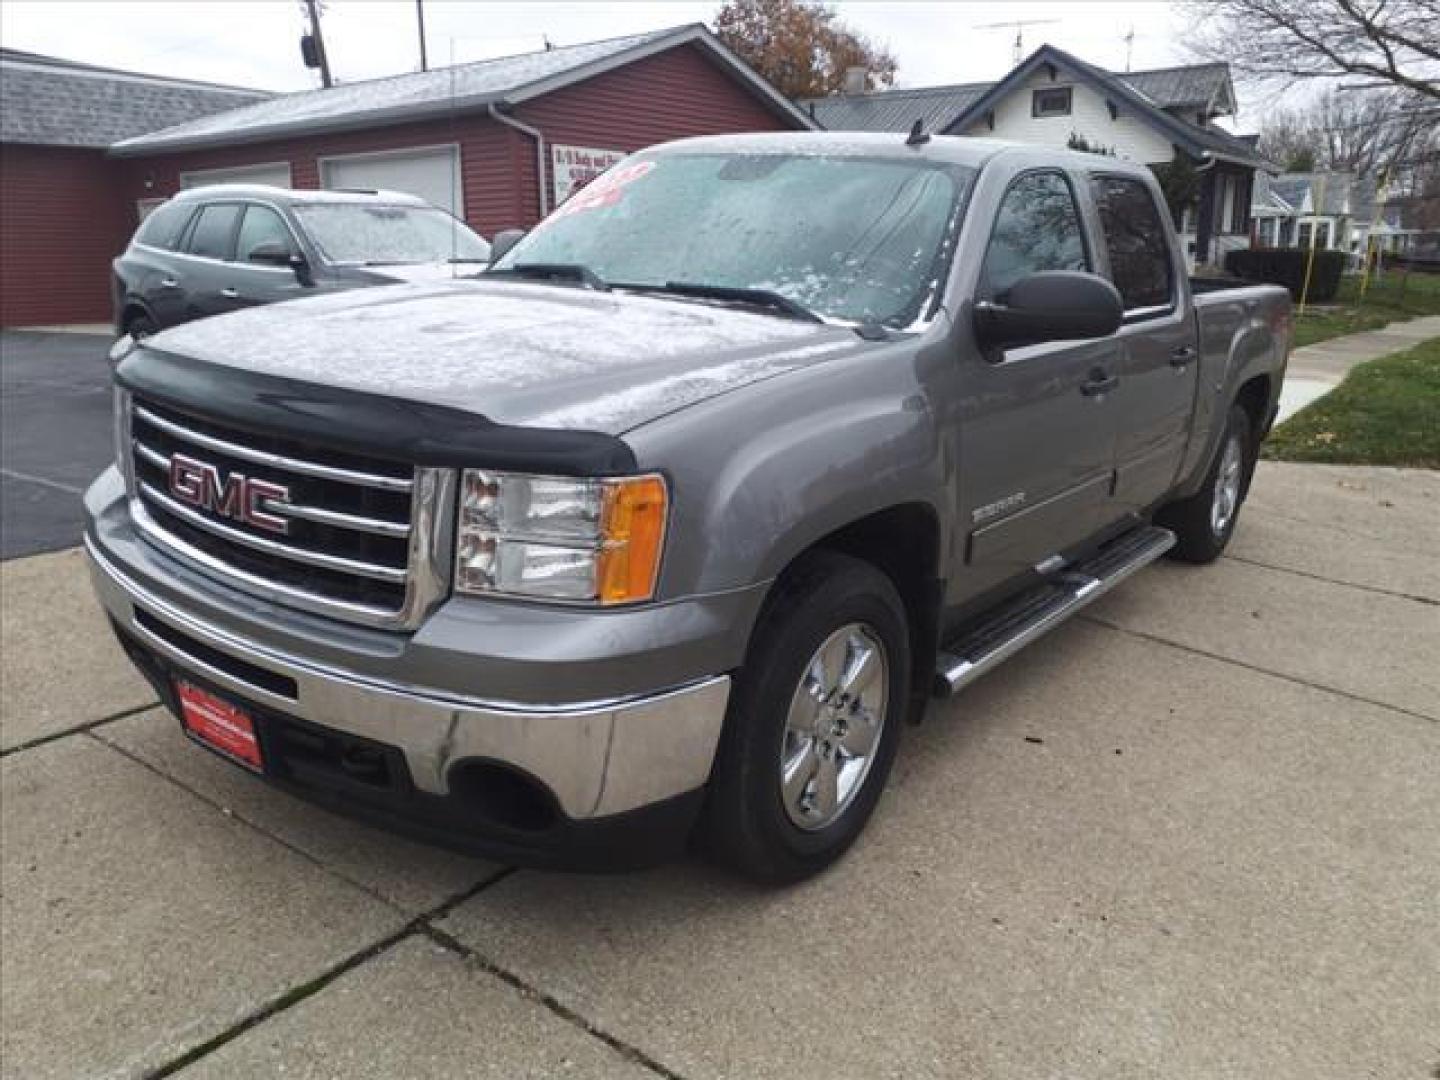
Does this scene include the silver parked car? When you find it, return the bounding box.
[112,185,490,337]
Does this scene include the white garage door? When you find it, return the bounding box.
[320,146,462,217]
[180,162,293,189]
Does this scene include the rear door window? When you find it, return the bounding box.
[979,171,1088,298]
[235,205,297,262]
[184,204,242,261]
[134,200,195,251]
[1091,176,1174,312]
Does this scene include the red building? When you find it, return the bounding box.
[0,49,267,326]
[0,26,812,327]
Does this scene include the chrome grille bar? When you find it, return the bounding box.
[133,404,413,491]
[133,437,411,539]
[127,393,453,631]
[138,480,408,584]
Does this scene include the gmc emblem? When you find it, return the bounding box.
[168,452,291,535]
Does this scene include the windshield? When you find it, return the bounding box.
[292,203,491,265]
[494,153,974,327]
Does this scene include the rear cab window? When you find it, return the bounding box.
[979,170,1089,299]
[1090,176,1174,315]
[184,203,243,261]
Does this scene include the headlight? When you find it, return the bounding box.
[455,470,668,604]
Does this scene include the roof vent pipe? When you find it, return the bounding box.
[843,66,868,95]
[488,102,549,218]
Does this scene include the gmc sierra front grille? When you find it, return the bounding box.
[125,394,451,629]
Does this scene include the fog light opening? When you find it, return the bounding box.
[448,760,559,833]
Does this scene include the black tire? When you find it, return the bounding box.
[699,551,910,884]
[1158,403,1253,564]
[124,312,156,340]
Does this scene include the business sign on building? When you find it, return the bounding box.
[552,144,627,205]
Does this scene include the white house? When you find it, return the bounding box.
[806,44,1271,268]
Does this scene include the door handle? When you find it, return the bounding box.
[159,278,180,289]
[1080,370,1118,397]
[1170,345,1197,367]
[220,287,239,299]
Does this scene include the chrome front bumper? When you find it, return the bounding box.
[86,535,731,821]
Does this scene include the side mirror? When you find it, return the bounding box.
[488,228,526,264]
[974,270,1124,351]
[249,242,314,286]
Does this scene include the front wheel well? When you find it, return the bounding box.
[777,503,943,722]
[1235,375,1272,445]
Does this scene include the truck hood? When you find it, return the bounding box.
[147,280,865,435]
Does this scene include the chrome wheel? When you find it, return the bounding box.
[779,623,889,831]
[1210,433,1244,536]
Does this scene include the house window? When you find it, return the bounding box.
[1315,221,1331,249]
[1279,219,1295,246]
[1298,221,1313,249]
[1032,87,1072,118]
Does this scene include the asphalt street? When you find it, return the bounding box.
[0,331,115,560]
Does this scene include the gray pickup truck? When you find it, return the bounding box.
[86,133,1290,882]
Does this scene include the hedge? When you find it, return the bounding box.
[1223,248,1347,302]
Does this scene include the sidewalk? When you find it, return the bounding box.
[1278,313,1440,422]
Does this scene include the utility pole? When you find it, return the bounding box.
[302,0,333,88]
[416,0,428,72]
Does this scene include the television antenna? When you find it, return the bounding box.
[973,19,1059,66]
[1123,25,1135,72]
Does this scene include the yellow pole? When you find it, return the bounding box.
[1357,169,1391,304]
[1297,174,1323,316]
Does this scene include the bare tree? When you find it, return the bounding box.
[1259,86,1439,174]
[1187,0,1440,101]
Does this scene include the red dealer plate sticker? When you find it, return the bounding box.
[176,681,263,771]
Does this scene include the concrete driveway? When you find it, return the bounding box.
[0,331,116,560]
[1,462,1436,1080]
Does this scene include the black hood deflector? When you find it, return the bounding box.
[117,346,638,476]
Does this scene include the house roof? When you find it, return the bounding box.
[1266,172,1356,216]
[942,45,1269,169]
[804,56,1237,136]
[1122,62,1233,112]
[0,47,269,149]
[111,24,814,157]
[803,81,991,133]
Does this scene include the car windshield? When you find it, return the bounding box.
[292,203,491,265]
[493,152,974,327]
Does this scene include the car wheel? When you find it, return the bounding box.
[699,551,910,884]
[1158,403,1253,564]
[124,313,157,340]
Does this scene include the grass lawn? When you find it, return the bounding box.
[1264,336,1440,468]
[1293,269,1440,348]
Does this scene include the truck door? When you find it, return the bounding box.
[1087,174,1199,512]
[955,169,1124,593]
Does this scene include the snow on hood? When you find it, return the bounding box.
[147,279,865,435]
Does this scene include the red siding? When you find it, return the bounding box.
[115,41,796,236]
[0,145,130,326]
[513,42,795,221]
[1,40,799,325]
[112,115,532,239]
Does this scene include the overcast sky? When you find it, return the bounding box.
[0,1,1279,129]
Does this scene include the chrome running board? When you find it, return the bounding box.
[934,525,1175,697]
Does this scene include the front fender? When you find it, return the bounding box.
[627,342,948,600]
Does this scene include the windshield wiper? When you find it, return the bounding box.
[446,257,490,264]
[623,282,823,324]
[489,263,609,291]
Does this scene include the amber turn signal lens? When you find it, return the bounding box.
[597,475,668,604]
